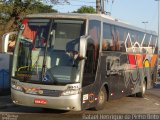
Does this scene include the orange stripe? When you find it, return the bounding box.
[150,55,157,67]
[135,54,143,68]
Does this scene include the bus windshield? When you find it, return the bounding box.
[12,18,85,85]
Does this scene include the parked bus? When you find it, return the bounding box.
[0,32,17,92]
[11,13,158,111]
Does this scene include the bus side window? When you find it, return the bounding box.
[115,29,120,51]
[84,43,95,74]
[102,40,111,51]
[102,23,112,51]
[111,28,116,51]
[109,26,120,51]
[83,20,101,86]
[88,20,101,71]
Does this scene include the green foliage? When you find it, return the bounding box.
[0,0,58,52]
[73,6,96,14]
[0,0,57,29]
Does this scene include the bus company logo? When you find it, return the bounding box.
[17,73,31,77]
[125,32,157,53]
[88,93,95,103]
[23,86,43,94]
[17,73,37,78]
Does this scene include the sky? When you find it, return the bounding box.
[47,0,159,33]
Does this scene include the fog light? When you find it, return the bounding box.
[13,100,19,104]
[66,107,71,110]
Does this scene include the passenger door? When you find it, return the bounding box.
[81,39,99,110]
[81,20,101,110]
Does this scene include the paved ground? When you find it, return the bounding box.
[0,95,16,109]
[0,88,160,120]
[154,81,160,88]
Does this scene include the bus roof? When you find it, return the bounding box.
[27,13,157,36]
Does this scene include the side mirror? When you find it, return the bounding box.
[79,35,90,60]
[2,32,18,53]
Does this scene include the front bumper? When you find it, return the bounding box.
[11,88,82,111]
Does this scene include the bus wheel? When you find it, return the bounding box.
[94,87,107,110]
[136,81,146,98]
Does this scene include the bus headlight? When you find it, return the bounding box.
[61,89,81,96]
[11,84,22,92]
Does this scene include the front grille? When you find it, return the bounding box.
[23,89,63,97]
[42,89,62,97]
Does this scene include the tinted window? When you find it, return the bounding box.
[149,36,157,47]
[138,32,145,44]
[88,20,101,65]
[115,27,128,52]
[143,34,151,47]
[102,23,113,51]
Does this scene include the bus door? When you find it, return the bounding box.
[81,38,100,110]
[80,20,101,110]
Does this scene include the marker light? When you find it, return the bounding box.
[11,84,22,91]
[61,88,81,96]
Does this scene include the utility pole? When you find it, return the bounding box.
[155,0,160,49]
[96,0,107,14]
[102,0,105,14]
[142,21,148,32]
[96,0,101,14]
[155,0,160,83]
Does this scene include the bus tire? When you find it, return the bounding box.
[94,87,107,110]
[136,80,146,98]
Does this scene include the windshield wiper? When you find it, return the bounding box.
[41,20,53,81]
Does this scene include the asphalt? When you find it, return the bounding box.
[154,81,160,88]
[0,82,160,110]
[0,95,17,109]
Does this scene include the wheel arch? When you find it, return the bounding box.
[144,76,147,88]
[142,76,148,88]
[101,82,109,101]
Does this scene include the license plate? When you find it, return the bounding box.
[34,99,47,104]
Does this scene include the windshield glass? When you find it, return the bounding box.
[12,18,85,85]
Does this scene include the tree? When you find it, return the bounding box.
[73,6,96,14]
[0,0,57,51]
